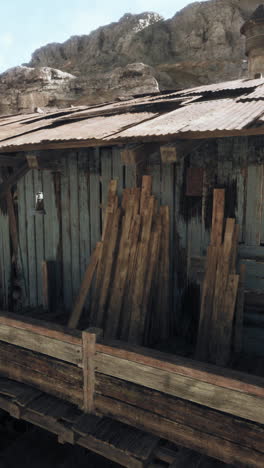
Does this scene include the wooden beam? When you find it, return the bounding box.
[160,140,206,164]
[26,154,38,169]
[96,340,264,399]
[94,352,264,424]
[3,124,264,154]
[120,143,156,165]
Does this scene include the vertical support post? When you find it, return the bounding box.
[82,330,96,413]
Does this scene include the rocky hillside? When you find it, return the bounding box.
[0,0,262,115]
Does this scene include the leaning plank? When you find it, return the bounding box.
[210,219,235,361]
[195,245,219,361]
[95,395,264,468]
[140,218,162,344]
[120,214,141,341]
[105,193,136,338]
[68,242,102,329]
[210,189,225,246]
[96,208,121,327]
[129,196,155,343]
[214,274,239,366]
[94,352,264,424]
[0,324,82,365]
[96,340,264,399]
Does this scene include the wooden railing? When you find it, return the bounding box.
[0,311,263,467]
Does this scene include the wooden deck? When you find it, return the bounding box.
[0,311,263,467]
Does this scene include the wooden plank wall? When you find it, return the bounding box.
[0,136,264,321]
[0,210,11,308]
[13,147,174,312]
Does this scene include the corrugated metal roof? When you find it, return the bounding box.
[0,112,157,150]
[106,99,264,139]
[239,84,264,100]
[179,78,264,95]
[1,76,264,151]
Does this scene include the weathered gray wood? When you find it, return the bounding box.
[148,153,161,205]
[42,169,61,307]
[61,155,73,309]
[125,163,136,188]
[89,148,101,251]
[0,323,82,365]
[17,176,29,305]
[101,148,112,225]
[33,169,44,305]
[95,352,264,424]
[0,211,11,308]
[78,151,91,283]
[240,259,264,290]
[24,170,37,306]
[245,165,263,246]
[112,148,123,198]
[69,152,80,302]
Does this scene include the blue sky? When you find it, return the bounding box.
[0,0,195,73]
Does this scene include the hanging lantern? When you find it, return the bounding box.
[34,191,46,215]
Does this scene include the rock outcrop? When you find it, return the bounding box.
[0,0,262,115]
[0,66,77,115]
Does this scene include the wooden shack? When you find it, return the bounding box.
[0,75,264,466]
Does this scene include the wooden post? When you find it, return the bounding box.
[82,331,96,413]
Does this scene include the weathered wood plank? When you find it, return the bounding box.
[24,170,37,306]
[17,176,29,305]
[68,242,102,329]
[94,352,264,424]
[78,150,91,282]
[210,189,225,246]
[112,147,124,198]
[61,155,73,309]
[96,340,264,398]
[234,263,246,354]
[89,148,101,251]
[245,165,263,245]
[69,152,81,303]
[0,311,81,344]
[101,148,112,228]
[0,323,82,364]
[33,169,44,305]
[0,210,11,308]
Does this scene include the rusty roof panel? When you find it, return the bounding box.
[0,112,157,150]
[106,99,264,139]
[179,78,264,96]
